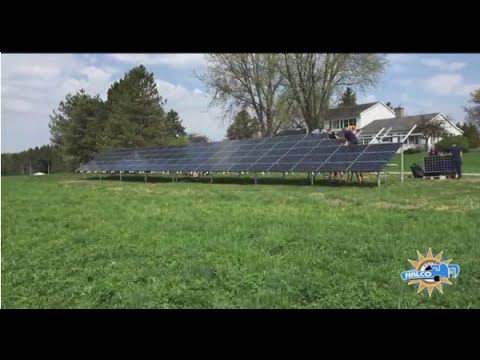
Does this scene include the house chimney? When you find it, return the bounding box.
[394,107,404,118]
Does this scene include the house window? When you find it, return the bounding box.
[408,135,419,145]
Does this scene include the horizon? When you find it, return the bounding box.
[2,53,479,153]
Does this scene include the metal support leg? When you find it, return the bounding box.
[144,173,147,183]
[83,173,86,180]
[377,172,381,187]
[311,172,314,186]
[255,172,258,185]
[120,173,122,182]
[99,172,102,180]
[282,172,286,183]
[210,172,213,183]
[401,143,404,183]
[172,173,174,183]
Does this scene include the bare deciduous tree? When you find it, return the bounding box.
[281,53,387,132]
[198,54,286,137]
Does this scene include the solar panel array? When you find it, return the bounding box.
[424,155,452,174]
[78,134,402,174]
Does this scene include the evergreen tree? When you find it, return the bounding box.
[106,65,167,148]
[339,87,357,106]
[164,110,186,137]
[226,110,259,140]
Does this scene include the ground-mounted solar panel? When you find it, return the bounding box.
[79,134,401,176]
[344,142,402,172]
[347,161,386,172]
[267,163,298,172]
[318,162,351,172]
[292,162,323,172]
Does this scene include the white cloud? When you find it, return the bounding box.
[1,54,118,152]
[358,94,377,103]
[415,99,433,108]
[2,98,33,112]
[423,74,480,96]
[387,54,417,64]
[394,78,414,86]
[109,54,206,69]
[387,54,417,73]
[1,54,225,152]
[420,58,466,71]
[156,79,225,140]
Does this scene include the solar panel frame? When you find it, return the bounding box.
[78,135,401,175]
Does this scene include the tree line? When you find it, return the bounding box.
[2,65,209,175]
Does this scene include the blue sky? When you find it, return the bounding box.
[2,53,479,153]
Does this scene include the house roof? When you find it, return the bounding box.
[361,113,441,134]
[324,102,380,120]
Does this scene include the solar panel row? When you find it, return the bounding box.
[79,134,401,173]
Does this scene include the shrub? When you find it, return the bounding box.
[404,147,422,154]
[435,136,470,153]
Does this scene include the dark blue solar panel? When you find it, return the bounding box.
[278,155,305,164]
[328,153,360,162]
[347,161,386,172]
[335,145,368,153]
[228,164,252,172]
[257,156,282,163]
[286,147,313,155]
[78,134,400,175]
[302,154,331,163]
[267,163,297,172]
[292,162,323,172]
[248,163,274,172]
[318,162,351,172]
[357,152,394,162]
[364,143,401,152]
[424,155,452,173]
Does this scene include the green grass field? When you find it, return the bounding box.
[2,173,480,308]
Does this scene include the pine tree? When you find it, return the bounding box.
[106,65,167,148]
[339,87,357,106]
[49,89,107,164]
[226,110,259,140]
[164,110,186,138]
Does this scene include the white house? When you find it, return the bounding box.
[322,102,463,150]
[275,101,463,149]
[322,101,396,131]
[358,110,463,149]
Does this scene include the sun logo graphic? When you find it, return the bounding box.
[400,248,460,296]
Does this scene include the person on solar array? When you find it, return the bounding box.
[328,129,338,140]
[326,129,340,180]
[343,126,363,183]
[448,143,463,179]
[343,126,360,145]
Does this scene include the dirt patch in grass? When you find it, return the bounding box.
[309,192,325,198]
[62,180,88,185]
[327,198,352,207]
[375,200,465,213]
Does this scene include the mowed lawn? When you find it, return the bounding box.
[2,173,480,309]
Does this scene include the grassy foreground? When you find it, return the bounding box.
[2,173,479,308]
